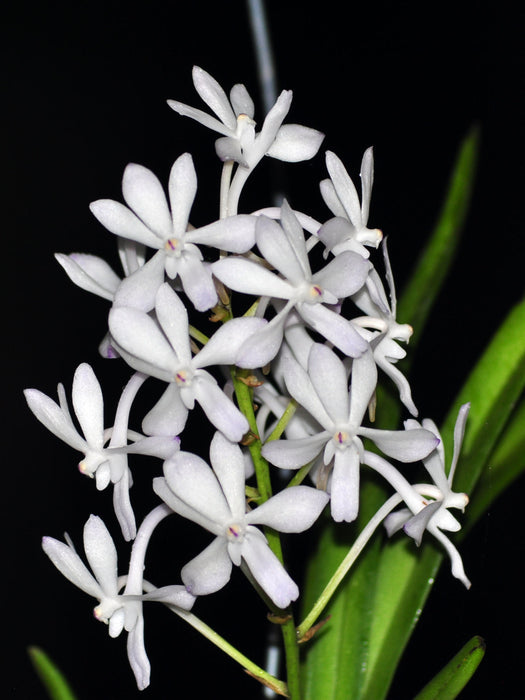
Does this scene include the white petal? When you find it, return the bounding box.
[154,284,192,365]
[209,431,247,520]
[266,124,324,162]
[312,251,371,299]
[142,384,188,437]
[359,147,375,224]
[235,308,291,369]
[192,66,237,130]
[164,450,231,524]
[194,317,267,368]
[122,163,172,240]
[89,199,161,248]
[193,376,249,442]
[247,486,328,531]
[72,364,104,450]
[281,352,333,428]
[361,426,439,463]
[153,476,221,535]
[143,585,196,610]
[241,528,299,608]
[181,536,233,595]
[262,433,328,469]
[230,83,255,118]
[348,349,378,428]
[256,215,307,286]
[113,250,166,312]
[325,151,363,227]
[298,303,369,358]
[168,153,197,235]
[330,446,360,522]
[188,215,257,253]
[55,253,120,301]
[24,388,86,452]
[177,253,218,311]
[42,536,102,598]
[126,616,151,690]
[83,515,119,597]
[109,307,177,380]
[307,344,349,424]
[167,100,232,136]
[212,256,293,299]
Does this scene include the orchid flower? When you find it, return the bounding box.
[383,403,471,588]
[90,152,257,311]
[167,66,324,170]
[43,514,195,689]
[212,201,371,368]
[352,239,418,415]
[109,283,266,441]
[153,431,329,608]
[262,344,438,522]
[318,148,383,257]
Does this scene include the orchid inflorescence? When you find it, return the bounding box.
[26,66,471,692]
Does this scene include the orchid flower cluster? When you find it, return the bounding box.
[26,66,471,693]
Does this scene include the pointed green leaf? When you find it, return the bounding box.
[360,295,525,699]
[300,481,384,700]
[412,635,485,700]
[464,396,525,527]
[28,647,78,700]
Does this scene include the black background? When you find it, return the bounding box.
[4,1,525,698]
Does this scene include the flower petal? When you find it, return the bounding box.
[122,163,172,240]
[181,536,233,596]
[262,433,328,469]
[72,364,104,451]
[41,535,102,599]
[83,515,119,597]
[266,124,324,162]
[247,485,328,531]
[241,528,299,608]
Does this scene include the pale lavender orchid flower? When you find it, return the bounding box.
[167,66,324,169]
[42,514,195,689]
[262,344,438,522]
[89,152,257,311]
[109,283,266,442]
[383,403,471,588]
[153,431,329,608]
[212,201,371,368]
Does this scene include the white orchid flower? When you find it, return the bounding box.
[167,66,324,169]
[153,431,329,608]
[90,152,257,311]
[43,514,195,689]
[262,344,438,522]
[383,403,471,588]
[212,201,371,368]
[352,239,417,415]
[109,283,267,441]
[318,148,383,257]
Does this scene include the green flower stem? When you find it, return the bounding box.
[265,399,297,443]
[296,493,403,642]
[173,608,288,696]
[232,370,274,503]
[232,371,302,698]
[188,324,210,346]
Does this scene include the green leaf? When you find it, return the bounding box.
[441,295,525,500]
[397,124,480,346]
[412,636,486,700]
[28,647,78,700]
[300,481,384,700]
[464,396,525,527]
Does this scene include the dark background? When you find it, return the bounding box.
[4,1,525,698]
